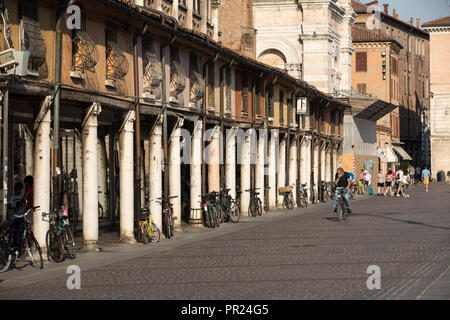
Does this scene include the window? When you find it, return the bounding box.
[266,85,274,118]
[225,67,231,113]
[279,90,284,124]
[189,53,205,107]
[71,8,98,75]
[169,47,187,100]
[241,73,248,115]
[256,80,262,117]
[355,52,367,72]
[142,38,162,99]
[105,29,129,83]
[206,62,215,110]
[193,0,200,15]
[19,0,46,73]
[357,83,367,94]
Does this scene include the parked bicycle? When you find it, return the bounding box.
[200,193,221,228]
[246,188,263,217]
[320,181,329,202]
[310,184,319,204]
[135,204,161,244]
[217,189,240,223]
[326,182,335,201]
[335,187,349,223]
[0,206,43,272]
[279,186,295,210]
[298,184,308,208]
[349,182,358,200]
[43,208,76,263]
[156,196,177,239]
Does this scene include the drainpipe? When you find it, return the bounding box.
[1,88,8,222]
[201,51,219,195]
[132,23,148,218]
[53,0,76,212]
[161,17,178,202]
[219,58,234,190]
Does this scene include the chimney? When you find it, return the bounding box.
[416,19,420,28]
[383,4,389,14]
[393,8,396,17]
[410,17,414,25]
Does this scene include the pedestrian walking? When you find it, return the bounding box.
[407,165,415,185]
[404,173,410,198]
[358,169,365,195]
[415,166,421,184]
[421,165,431,192]
[384,168,395,197]
[396,168,406,197]
[377,170,385,196]
[364,170,372,195]
[395,167,405,197]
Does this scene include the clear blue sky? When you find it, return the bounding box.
[374,0,450,25]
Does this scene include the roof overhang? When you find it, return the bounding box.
[354,99,398,122]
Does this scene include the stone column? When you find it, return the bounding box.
[23,127,34,177]
[332,144,338,176]
[277,138,286,207]
[320,143,326,183]
[190,120,203,226]
[289,139,297,205]
[149,122,162,232]
[170,120,183,230]
[313,141,319,195]
[119,111,136,244]
[97,137,107,217]
[32,97,52,254]
[82,103,102,250]
[256,130,266,212]
[240,131,251,215]
[300,137,308,186]
[305,137,312,202]
[268,130,278,209]
[225,128,237,200]
[75,132,83,218]
[325,146,331,182]
[208,126,221,193]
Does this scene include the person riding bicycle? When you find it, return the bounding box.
[333,168,352,214]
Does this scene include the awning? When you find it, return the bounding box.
[377,147,398,163]
[355,100,398,121]
[393,146,413,161]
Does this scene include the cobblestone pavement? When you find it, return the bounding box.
[0,183,449,300]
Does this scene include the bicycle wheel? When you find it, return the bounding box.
[149,222,161,243]
[46,229,65,263]
[0,249,12,273]
[27,233,43,269]
[203,205,211,227]
[164,212,171,239]
[336,206,343,223]
[141,223,149,244]
[229,201,240,223]
[63,226,76,259]
[0,229,13,272]
[248,199,256,217]
[256,198,263,216]
[323,189,328,202]
[211,205,220,227]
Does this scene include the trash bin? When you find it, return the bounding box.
[437,171,445,182]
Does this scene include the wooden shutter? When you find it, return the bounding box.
[355,52,367,72]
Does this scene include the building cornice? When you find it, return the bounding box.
[423,26,450,34]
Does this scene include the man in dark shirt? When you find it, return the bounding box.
[333,167,352,214]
